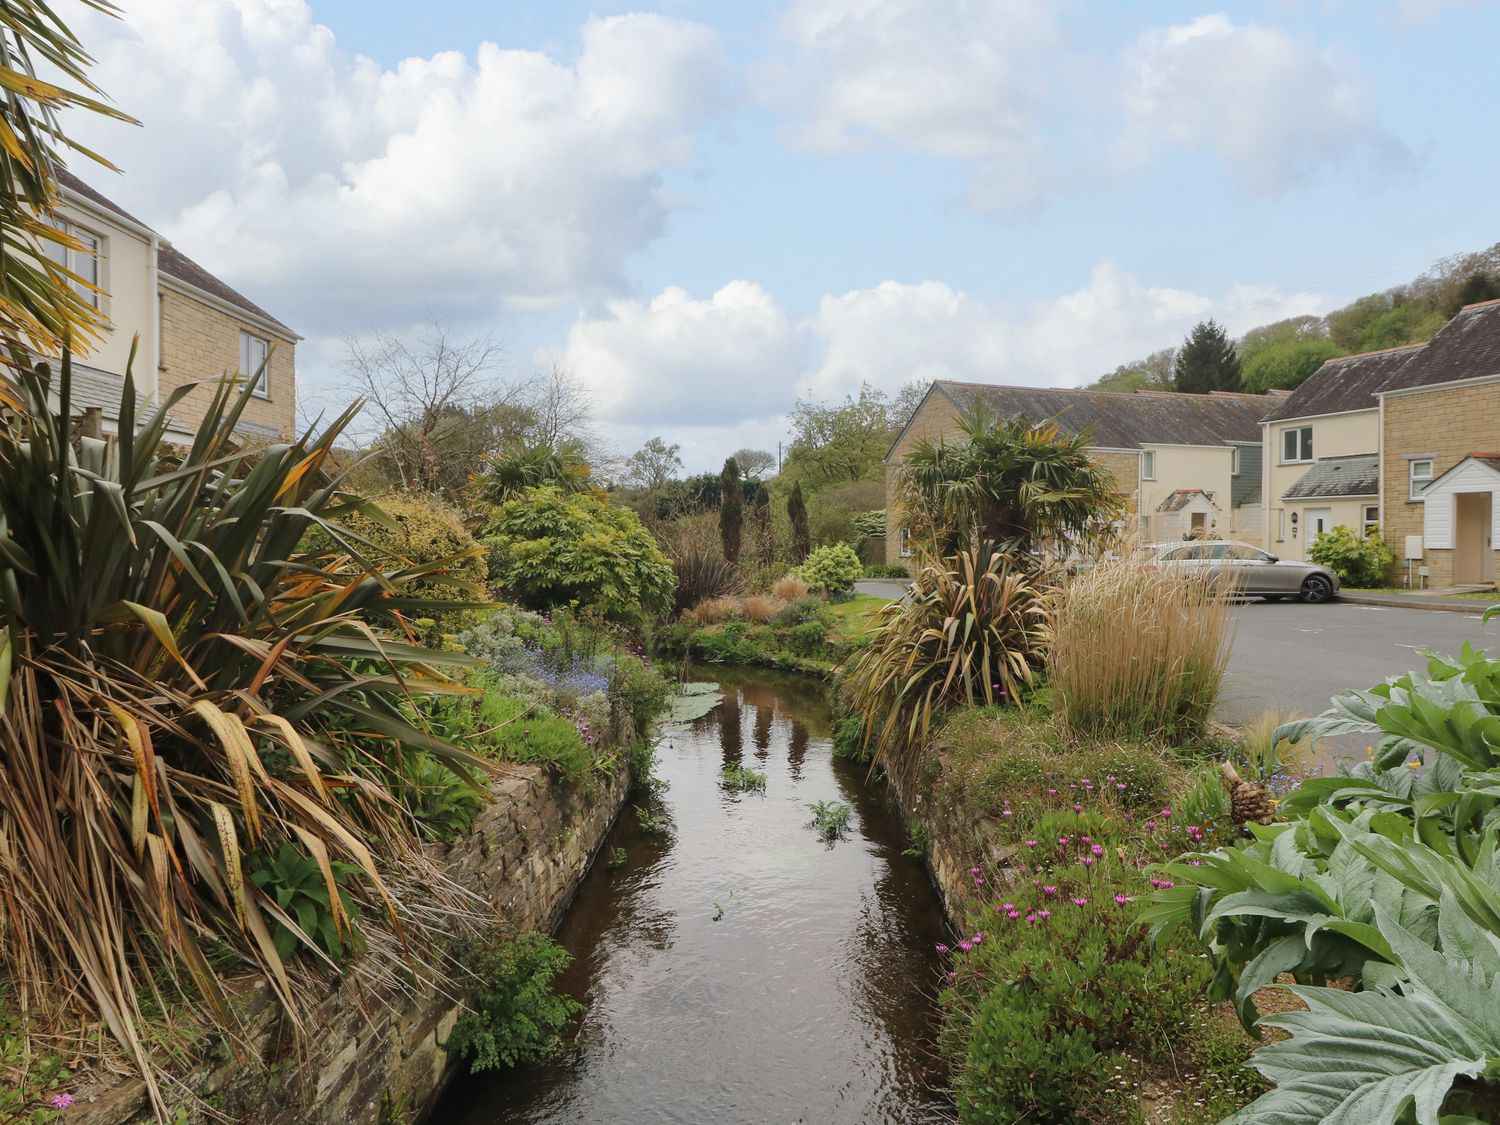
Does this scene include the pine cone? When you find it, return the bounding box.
[1220,761,1275,826]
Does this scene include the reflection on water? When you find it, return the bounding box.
[434,665,953,1124]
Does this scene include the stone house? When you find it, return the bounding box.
[32,171,298,442]
[883,381,1272,566]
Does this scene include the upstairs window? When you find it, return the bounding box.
[1281,426,1313,463]
[1409,459,1434,499]
[42,220,102,308]
[239,332,270,396]
[1141,450,1156,480]
[1363,505,1380,536]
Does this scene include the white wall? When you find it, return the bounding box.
[1423,460,1500,550]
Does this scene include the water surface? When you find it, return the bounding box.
[436,665,953,1124]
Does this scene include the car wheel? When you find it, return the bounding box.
[1261,595,1284,602]
[1299,575,1333,604]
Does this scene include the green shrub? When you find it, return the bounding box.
[769,595,830,629]
[475,693,591,780]
[485,486,676,620]
[719,764,767,792]
[248,844,365,964]
[863,564,910,579]
[784,620,830,657]
[324,492,489,643]
[796,543,862,596]
[808,800,852,841]
[1307,524,1395,587]
[445,930,582,1073]
[398,753,483,841]
[1051,559,1231,743]
[831,715,866,761]
[607,651,671,743]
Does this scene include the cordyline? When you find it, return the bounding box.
[0,351,498,1115]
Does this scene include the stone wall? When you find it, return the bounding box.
[72,764,630,1124]
[158,285,297,438]
[1382,380,1500,586]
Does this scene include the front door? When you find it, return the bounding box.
[1454,492,1494,585]
[1304,508,1332,545]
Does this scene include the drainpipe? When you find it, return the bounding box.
[146,233,162,406]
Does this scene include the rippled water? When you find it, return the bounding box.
[435,665,953,1124]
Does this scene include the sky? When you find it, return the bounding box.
[60,0,1500,471]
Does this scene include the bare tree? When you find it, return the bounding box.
[342,316,520,496]
[729,448,775,479]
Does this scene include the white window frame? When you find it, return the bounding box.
[1409,459,1434,500]
[1362,505,1380,536]
[1230,446,1241,475]
[239,331,270,397]
[1281,426,1313,464]
[43,219,104,310]
[898,527,913,558]
[1140,449,1156,480]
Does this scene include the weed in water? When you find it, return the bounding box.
[719,763,767,792]
[807,800,853,842]
[606,846,628,870]
[634,805,670,836]
[444,929,582,1073]
[903,821,929,858]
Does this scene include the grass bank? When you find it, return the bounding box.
[658,592,887,674]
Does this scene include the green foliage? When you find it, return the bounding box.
[783,383,904,488]
[0,990,72,1124]
[1174,319,1242,393]
[248,844,364,964]
[328,492,489,642]
[896,402,1123,560]
[0,359,495,1100]
[720,764,767,792]
[1309,524,1395,587]
[785,620,831,657]
[807,800,852,841]
[474,693,592,781]
[478,441,592,504]
[832,715,867,761]
[797,543,862,595]
[634,804,670,835]
[842,544,1050,781]
[1148,633,1500,1119]
[444,930,582,1073]
[1089,346,1178,392]
[1240,335,1346,393]
[863,564,910,579]
[787,481,810,563]
[397,753,483,841]
[485,485,675,620]
[719,458,743,563]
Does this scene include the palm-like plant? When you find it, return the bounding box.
[842,542,1051,781]
[896,402,1123,563]
[476,439,592,503]
[1,1,134,358]
[0,354,495,1112]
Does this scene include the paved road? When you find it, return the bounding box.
[1219,599,1496,728]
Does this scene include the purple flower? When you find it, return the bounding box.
[1038,909,1051,920]
[1114,894,1130,905]
[1091,844,1104,856]
[970,867,982,875]
[50,1095,74,1110]
[1082,856,1095,867]
[935,943,949,953]
[1072,897,1088,906]
[1024,839,1038,848]
[1073,804,1083,813]
[1041,885,1058,896]
[958,940,972,952]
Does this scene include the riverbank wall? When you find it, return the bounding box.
[72,763,631,1124]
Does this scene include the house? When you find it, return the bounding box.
[883,381,1273,565]
[1377,299,1500,586]
[32,171,298,441]
[1261,297,1500,585]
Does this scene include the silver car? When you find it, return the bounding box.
[1146,541,1340,604]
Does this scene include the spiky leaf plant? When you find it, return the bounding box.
[0,354,495,1113]
[842,542,1051,781]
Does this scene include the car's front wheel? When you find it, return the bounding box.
[1299,575,1334,604]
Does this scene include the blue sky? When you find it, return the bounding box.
[68,0,1500,469]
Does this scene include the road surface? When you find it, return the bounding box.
[1219,599,1496,733]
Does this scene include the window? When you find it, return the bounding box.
[1141,450,1156,480]
[898,528,913,558]
[42,220,102,308]
[1363,505,1380,536]
[1231,446,1241,475]
[1281,426,1313,463]
[239,332,270,396]
[1409,459,1434,499]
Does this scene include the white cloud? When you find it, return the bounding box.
[556,266,1328,470]
[773,3,1408,208]
[1119,15,1410,193]
[67,1,730,329]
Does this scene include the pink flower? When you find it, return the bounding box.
[1072,897,1088,906]
[1058,836,1069,845]
[1002,902,1016,911]
[1082,856,1095,867]
[1116,783,1126,791]
[1048,788,1058,796]
[958,940,972,952]
[1189,860,1202,866]
[1000,810,1012,818]
[935,943,949,953]
[1007,909,1020,919]
[1041,885,1058,896]
[1025,912,1037,923]
[1024,840,1038,848]
[1159,880,1175,889]
[1081,835,1092,844]
[1091,844,1104,856]
[1144,820,1157,831]
[975,877,986,885]
[50,1095,74,1110]
[1073,804,1083,813]
[1114,894,1130,905]
[970,867,982,875]
[1038,909,1051,919]
[947,970,958,981]
[1160,806,1173,818]
[971,933,985,944]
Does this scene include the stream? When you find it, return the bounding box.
[435,664,954,1123]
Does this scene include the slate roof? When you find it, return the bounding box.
[1261,343,1427,422]
[1378,299,1500,396]
[157,244,295,336]
[1280,453,1381,500]
[929,382,1271,450]
[55,168,152,231]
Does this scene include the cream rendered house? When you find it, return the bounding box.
[32,171,299,441]
[885,381,1273,565]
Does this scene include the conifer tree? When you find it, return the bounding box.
[1174,320,1242,394]
[719,457,743,562]
[787,481,810,563]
